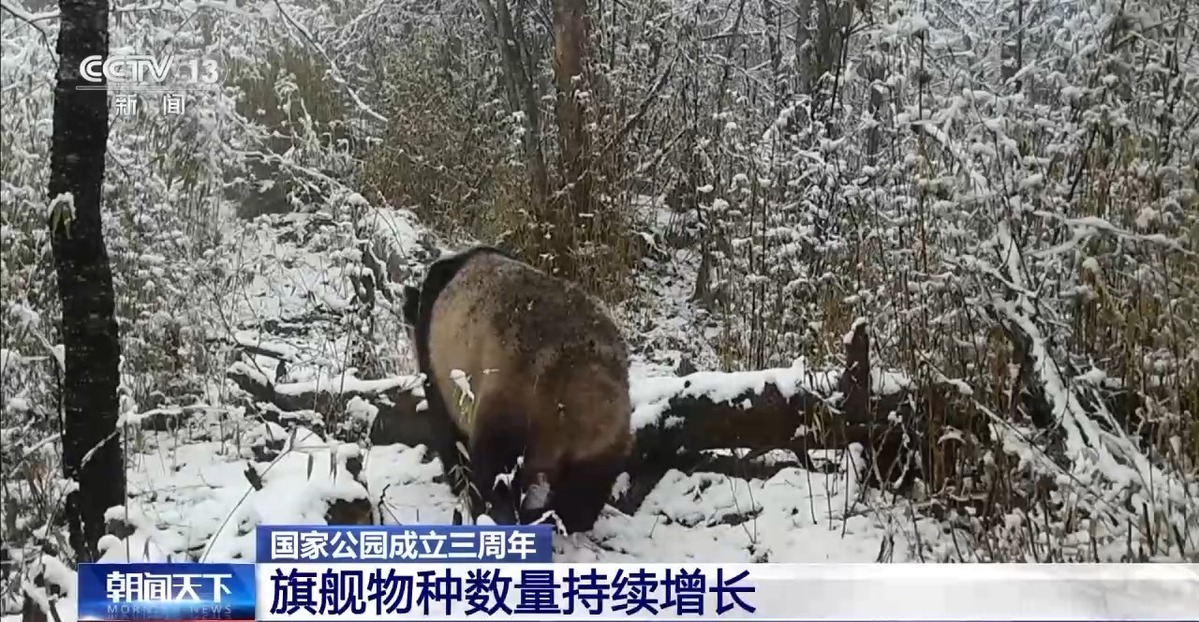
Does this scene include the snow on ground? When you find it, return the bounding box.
[114,429,935,565]
[620,246,724,376]
[108,206,940,568]
[212,201,432,384]
[9,204,949,622]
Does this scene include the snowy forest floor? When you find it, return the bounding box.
[6,0,1199,618]
[88,205,949,571]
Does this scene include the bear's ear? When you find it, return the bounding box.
[402,286,420,326]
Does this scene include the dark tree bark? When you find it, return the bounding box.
[49,0,124,563]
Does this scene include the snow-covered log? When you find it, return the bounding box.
[224,320,943,514]
[224,362,436,443]
[621,320,930,508]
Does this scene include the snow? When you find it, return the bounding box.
[116,427,375,564]
[6,191,1189,622]
[0,193,963,622]
[449,369,475,404]
[842,317,868,345]
[567,464,914,563]
[15,554,77,622]
[19,207,937,584]
[6,2,1198,611]
[232,330,301,361]
[228,441,928,564]
[274,369,421,397]
[630,362,910,430]
[631,365,833,429]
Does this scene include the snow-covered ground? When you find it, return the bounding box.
[7,2,1199,620]
[99,203,944,566]
[7,202,951,622]
[113,434,933,565]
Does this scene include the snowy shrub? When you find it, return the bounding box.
[634,0,1199,560]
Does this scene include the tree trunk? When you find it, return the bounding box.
[49,0,124,563]
[1001,0,1025,93]
[550,0,591,275]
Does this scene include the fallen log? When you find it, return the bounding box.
[623,320,932,485]
[622,337,926,505]
[225,361,441,448]
[222,321,943,514]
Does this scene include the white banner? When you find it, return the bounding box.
[255,562,1199,621]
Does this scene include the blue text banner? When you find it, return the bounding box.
[78,562,256,622]
[254,562,1199,621]
[256,524,554,564]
